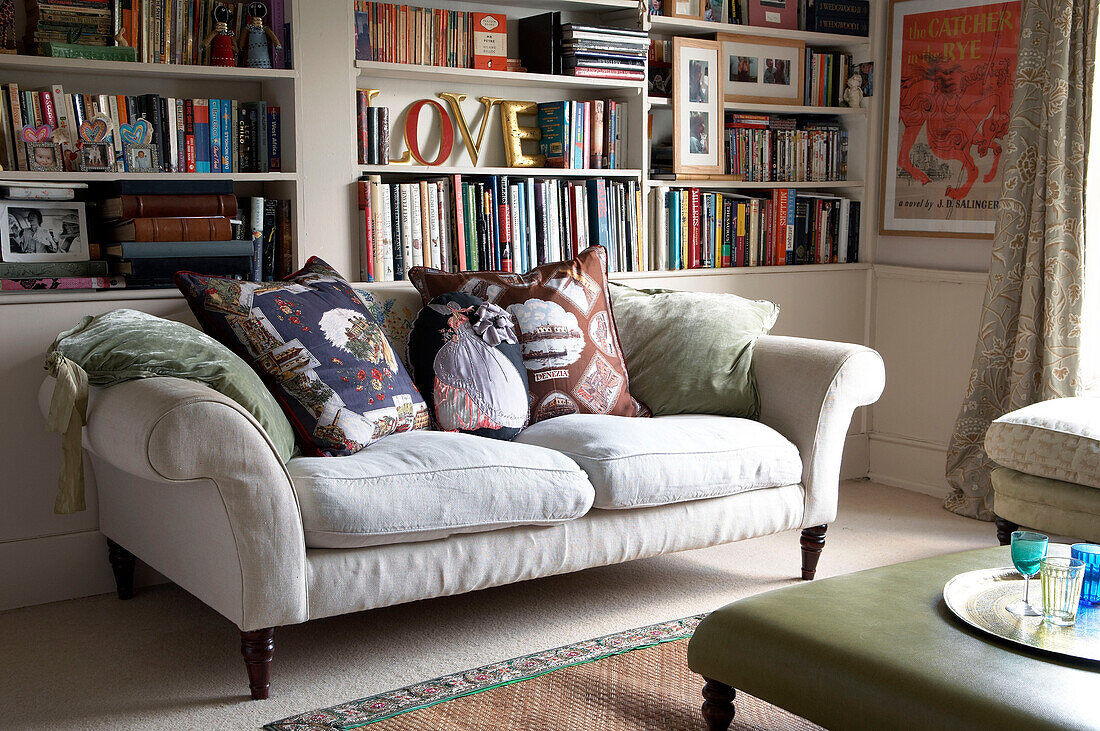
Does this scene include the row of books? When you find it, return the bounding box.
[355,95,391,165]
[115,0,291,67]
[356,174,644,282]
[650,0,869,37]
[558,24,647,81]
[725,114,848,182]
[805,50,855,107]
[355,2,503,69]
[651,186,860,270]
[537,100,628,170]
[0,84,281,174]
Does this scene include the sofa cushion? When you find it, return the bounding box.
[288,430,595,548]
[408,246,648,424]
[176,257,430,457]
[985,397,1100,490]
[514,413,802,509]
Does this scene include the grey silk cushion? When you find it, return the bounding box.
[515,413,802,509]
[288,430,595,548]
[985,397,1100,489]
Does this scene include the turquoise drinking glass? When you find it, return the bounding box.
[1007,530,1048,617]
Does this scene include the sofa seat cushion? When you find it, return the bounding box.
[288,430,595,548]
[985,397,1100,490]
[514,414,802,509]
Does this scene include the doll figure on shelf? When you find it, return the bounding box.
[203,5,237,67]
[243,2,282,69]
[843,74,864,109]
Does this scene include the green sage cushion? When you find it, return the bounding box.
[48,308,296,462]
[608,283,779,418]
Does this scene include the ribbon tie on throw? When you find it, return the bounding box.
[470,302,518,347]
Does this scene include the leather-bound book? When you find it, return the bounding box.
[108,216,233,242]
[101,194,238,220]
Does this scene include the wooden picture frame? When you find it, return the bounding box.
[673,37,724,175]
[879,0,1022,239]
[1,201,90,262]
[717,34,804,106]
[667,0,705,19]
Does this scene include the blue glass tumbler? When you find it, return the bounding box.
[1071,543,1100,606]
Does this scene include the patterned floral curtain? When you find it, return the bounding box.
[944,0,1099,520]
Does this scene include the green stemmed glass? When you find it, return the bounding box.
[1007,530,1049,616]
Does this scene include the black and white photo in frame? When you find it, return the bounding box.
[1,201,90,262]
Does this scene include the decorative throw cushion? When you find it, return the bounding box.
[608,282,779,418]
[176,257,430,457]
[352,287,421,371]
[409,246,646,424]
[407,292,529,440]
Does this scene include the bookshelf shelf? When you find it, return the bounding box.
[646,179,864,189]
[0,171,298,182]
[647,16,870,48]
[358,164,643,178]
[355,61,644,91]
[647,97,867,116]
[0,288,182,305]
[0,54,298,82]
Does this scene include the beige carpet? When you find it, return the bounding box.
[0,481,996,730]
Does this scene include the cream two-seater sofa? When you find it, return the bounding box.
[41,292,884,700]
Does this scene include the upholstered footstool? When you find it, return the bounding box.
[686,547,1099,731]
[985,397,1100,544]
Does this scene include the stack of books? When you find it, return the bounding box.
[24,0,114,51]
[560,24,647,81]
[0,83,282,174]
[651,185,860,270]
[87,181,292,287]
[357,173,644,282]
[537,100,628,170]
[725,114,848,182]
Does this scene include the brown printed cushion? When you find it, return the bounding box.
[409,246,647,424]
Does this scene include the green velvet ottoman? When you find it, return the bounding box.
[687,547,1099,731]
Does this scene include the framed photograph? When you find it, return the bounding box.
[1,201,89,262]
[80,142,114,172]
[704,0,725,21]
[880,0,1022,238]
[667,0,703,18]
[124,143,159,173]
[673,37,724,175]
[26,142,62,172]
[717,34,804,105]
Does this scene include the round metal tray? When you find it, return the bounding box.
[943,566,1099,663]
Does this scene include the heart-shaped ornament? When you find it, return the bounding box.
[119,119,153,146]
[21,125,51,143]
[78,118,109,143]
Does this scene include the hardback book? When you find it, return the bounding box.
[748,0,798,29]
[108,216,233,242]
[105,241,256,258]
[517,12,561,75]
[100,194,237,220]
[1,276,124,292]
[114,256,252,279]
[0,260,108,278]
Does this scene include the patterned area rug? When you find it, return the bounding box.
[265,616,820,731]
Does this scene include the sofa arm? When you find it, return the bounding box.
[752,336,885,527]
[46,376,309,630]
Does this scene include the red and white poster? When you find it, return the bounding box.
[881,0,1021,237]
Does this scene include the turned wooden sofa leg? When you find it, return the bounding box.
[995,517,1019,546]
[106,539,136,600]
[800,525,828,580]
[701,677,736,731]
[241,628,276,700]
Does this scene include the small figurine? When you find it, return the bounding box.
[243,2,282,70]
[203,5,237,67]
[843,74,864,109]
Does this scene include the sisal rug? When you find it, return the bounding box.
[265,616,820,731]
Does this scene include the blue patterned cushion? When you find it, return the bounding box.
[176,257,430,457]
